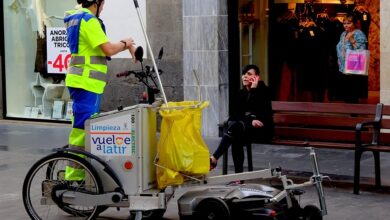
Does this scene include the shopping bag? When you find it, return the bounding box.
[344,49,370,75]
[156,101,210,189]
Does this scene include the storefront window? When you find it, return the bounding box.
[2,0,146,121]
[238,0,379,104]
[3,0,75,121]
[238,0,269,82]
[269,0,379,103]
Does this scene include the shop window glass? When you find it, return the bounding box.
[2,0,146,121]
[236,0,379,104]
[3,0,74,120]
[267,0,379,104]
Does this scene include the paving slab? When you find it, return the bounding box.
[1,120,390,219]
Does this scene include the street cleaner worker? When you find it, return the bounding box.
[64,0,137,180]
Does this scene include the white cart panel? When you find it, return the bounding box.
[85,104,157,196]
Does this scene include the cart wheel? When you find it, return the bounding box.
[303,205,322,220]
[129,209,166,220]
[23,152,106,220]
[195,198,231,220]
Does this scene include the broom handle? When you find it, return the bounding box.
[132,0,168,106]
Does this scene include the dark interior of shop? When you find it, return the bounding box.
[268,0,379,104]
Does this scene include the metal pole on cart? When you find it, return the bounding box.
[132,0,168,106]
[308,147,328,216]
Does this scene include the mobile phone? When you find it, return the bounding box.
[251,76,259,82]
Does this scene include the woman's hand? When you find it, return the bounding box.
[250,75,259,88]
[252,120,264,128]
[345,31,357,46]
[349,37,356,44]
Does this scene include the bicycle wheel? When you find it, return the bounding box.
[45,155,109,216]
[23,152,105,220]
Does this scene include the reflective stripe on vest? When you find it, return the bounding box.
[70,56,106,65]
[68,56,108,83]
[90,70,108,82]
[64,10,94,54]
[64,18,79,29]
[69,56,85,65]
[68,67,107,82]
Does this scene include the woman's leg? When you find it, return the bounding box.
[212,120,246,160]
[212,135,232,160]
[232,141,245,173]
[231,123,259,173]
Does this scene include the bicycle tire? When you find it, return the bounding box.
[23,152,106,219]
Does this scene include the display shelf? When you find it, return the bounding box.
[30,73,70,118]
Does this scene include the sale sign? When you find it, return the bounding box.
[46,27,71,74]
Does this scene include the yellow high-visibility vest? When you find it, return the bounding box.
[64,8,109,94]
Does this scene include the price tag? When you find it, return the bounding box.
[46,27,70,74]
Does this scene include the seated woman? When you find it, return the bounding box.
[210,64,274,173]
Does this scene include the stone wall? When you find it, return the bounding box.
[183,0,229,137]
[102,0,227,137]
[100,0,183,112]
[0,56,3,119]
[366,0,380,91]
[380,0,390,104]
[146,0,184,103]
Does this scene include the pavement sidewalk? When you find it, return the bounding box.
[1,119,390,189]
[1,120,390,220]
[206,136,390,191]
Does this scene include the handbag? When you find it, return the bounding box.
[344,49,370,75]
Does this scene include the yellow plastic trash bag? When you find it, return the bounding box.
[156,101,210,189]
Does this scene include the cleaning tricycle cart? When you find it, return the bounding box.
[22,1,328,219]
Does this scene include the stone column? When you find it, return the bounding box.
[380,0,390,104]
[0,56,2,119]
[183,0,229,137]
[102,0,183,111]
